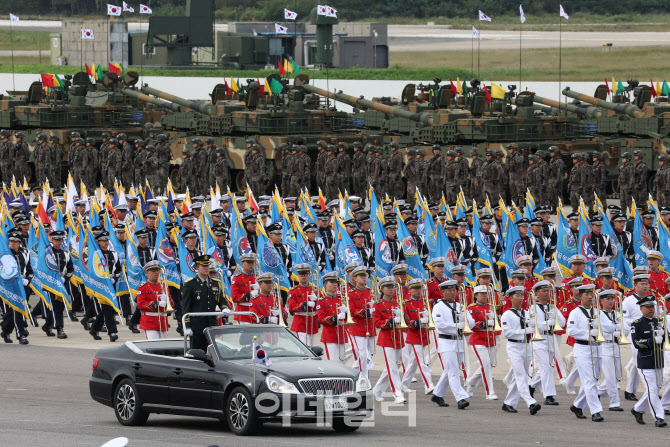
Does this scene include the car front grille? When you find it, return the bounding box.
[298,378,355,396]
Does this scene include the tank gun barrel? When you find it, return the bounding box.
[562,87,644,118]
[532,94,601,118]
[140,84,216,116]
[300,83,434,126]
[121,88,184,113]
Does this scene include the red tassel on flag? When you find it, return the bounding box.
[278,59,286,75]
[449,78,457,96]
[257,78,264,97]
[604,78,610,95]
[223,80,232,95]
[651,79,657,98]
[483,83,491,103]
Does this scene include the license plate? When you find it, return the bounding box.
[323,397,348,411]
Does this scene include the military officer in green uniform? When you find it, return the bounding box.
[182,255,230,351]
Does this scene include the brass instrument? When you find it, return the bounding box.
[458,285,473,336]
[615,292,630,346]
[549,280,563,333]
[272,277,287,327]
[456,284,472,373]
[157,266,175,335]
[394,282,408,365]
[420,284,435,366]
[526,291,545,378]
[338,278,356,327]
[486,284,502,367]
[590,293,606,380]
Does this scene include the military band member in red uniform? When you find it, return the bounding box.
[503,269,528,314]
[401,279,435,394]
[647,251,669,298]
[137,261,174,339]
[596,266,621,292]
[373,276,407,404]
[348,266,376,378]
[466,285,499,400]
[561,255,593,287]
[316,272,349,363]
[231,253,258,323]
[249,273,288,325]
[288,263,319,346]
[453,264,474,306]
[518,255,537,292]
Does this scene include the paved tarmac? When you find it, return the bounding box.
[2,312,669,447]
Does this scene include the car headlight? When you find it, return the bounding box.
[266,374,299,394]
[356,372,371,392]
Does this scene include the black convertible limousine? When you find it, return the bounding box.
[89,323,373,435]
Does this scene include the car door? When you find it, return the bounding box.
[168,357,218,410]
[132,355,170,406]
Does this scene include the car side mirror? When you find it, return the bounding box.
[310,346,324,357]
[186,349,214,366]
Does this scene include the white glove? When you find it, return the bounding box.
[308,294,317,301]
[307,301,315,308]
[613,329,621,338]
[392,308,401,318]
[654,328,664,337]
[271,308,280,316]
[655,335,664,344]
[546,318,556,327]
[368,300,375,307]
[525,318,534,328]
[158,294,167,301]
[337,312,346,320]
[251,290,259,298]
[525,327,534,334]
[269,316,279,324]
[111,278,117,285]
[485,312,493,319]
[22,278,29,286]
[420,310,429,319]
[158,298,167,307]
[420,317,429,324]
[222,308,231,316]
[457,321,465,329]
[486,319,494,327]
[589,320,598,329]
[215,305,221,312]
[394,316,401,324]
[547,310,555,320]
[250,283,259,292]
[337,305,347,314]
[185,328,194,337]
[589,328,599,337]
[227,270,232,278]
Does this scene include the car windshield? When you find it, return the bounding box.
[209,326,315,360]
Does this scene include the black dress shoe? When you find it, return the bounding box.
[624,392,638,401]
[570,405,586,419]
[665,409,670,416]
[656,419,667,427]
[18,336,29,345]
[529,386,535,398]
[608,407,624,412]
[129,324,140,334]
[1,332,12,343]
[177,324,184,336]
[68,311,78,322]
[89,330,102,341]
[80,317,90,331]
[457,399,470,410]
[56,329,67,339]
[502,404,517,413]
[529,403,541,415]
[591,413,604,422]
[631,408,645,425]
[544,396,559,406]
[431,395,449,407]
[42,325,55,337]
[109,333,119,342]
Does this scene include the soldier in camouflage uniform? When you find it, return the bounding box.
[378,147,390,199]
[324,145,339,200]
[654,154,670,208]
[33,133,47,184]
[278,143,292,195]
[119,133,135,188]
[99,133,112,188]
[337,142,351,194]
[404,149,419,205]
[591,152,607,200]
[482,149,504,202]
[249,143,266,195]
[133,139,147,188]
[351,141,367,198]
[13,132,30,184]
[469,147,484,205]
[214,148,230,192]
[47,134,63,186]
[315,140,327,192]
[366,146,380,197]
[0,130,13,183]
[506,144,525,206]
[144,145,160,191]
[535,150,550,206]
[300,145,311,193]
[156,134,172,193]
[455,147,469,199]
[496,148,510,203]
[106,138,123,188]
[289,145,305,197]
[416,149,428,195]
[633,150,649,206]
[180,150,194,192]
[548,146,565,209]
[85,138,99,187]
[426,145,445,202]
[526,154,540,205]
[70,138,86,186]
[580,153,594,211]
[388,142,405,200]
[205,137,218,190]
[568,153,583,211]
[444,150,459,204]
[192,138,209,196]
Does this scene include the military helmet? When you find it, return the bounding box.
[182,149,191,156]
[446,150,456,157]
[659,154,670,162]
[536,150,546,158]
[493,149,502,157]
[85,138,94,144]
[101,132,111,138]
[117,133,127,141]
[365,145,375,153]
[216,147,225,155]
[621,152,632,159]
[245,138,253,145]
[70,131,81,139]
[548,146,559,154]
[278,143,289,150]
[592,152,602,160]
[37,133,47,141]
[0,129,9,137]
[48,134,59,143]
[205,137,215,145]
[571,153,580,159]
[432,144,441,151]
[455,146,464,154]
[470,147,479,155]
[528,154,538,161]
[134,139,143,145]
[326,145,337,153]
[416,149,426,156]
[353,141,362,148]
[633,150,643,157]
[389,142,399,149]
[338,142,349,149]
[191,138,204,146]
[15,132,24,139]
[108,138,118,145]
[506,143,518,150]
[252,143,261,150]
[157,133,167,142]
[137,140,146,148]
[316,140,326,147]
[145,144,155,153]
[300,145,308,152]
[406,148,415,156]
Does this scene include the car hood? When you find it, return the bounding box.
[253,357,358,381]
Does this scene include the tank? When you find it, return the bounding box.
[530,94,601,118]
[562,87,644,118]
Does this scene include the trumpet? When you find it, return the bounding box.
[271,277,287,327]
[338,278,356,327]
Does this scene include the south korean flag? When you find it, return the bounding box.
[122,2,134,12]
[107,4,122,16]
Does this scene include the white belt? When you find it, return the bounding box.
[143,312,168,317]
[294,312,317,316]
[237,303,252,307]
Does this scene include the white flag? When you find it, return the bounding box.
[9,13,19,22]
[478,10,491,21]
[123,1,134,12]
[81,29,95,39]
[275,23,288,34]
[140,4,152,14]
[284,8,298,20]
[520,5,526,23]
[107,4,122,16]
[325,5,337,18]
[253,342,272,367]
[472,26,482,41]
[560,5,569,19]
[317,4,327,16]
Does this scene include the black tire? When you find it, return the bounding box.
[332,418,361,433]
[113,378,149,426]
[226,386,258,436]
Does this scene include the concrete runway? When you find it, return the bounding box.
[2,313,668,447]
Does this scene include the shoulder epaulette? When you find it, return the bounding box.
[138,281,148,288]
[211,278,221,285]
[468,303,477,308]
[633,318,641,324]
[185,277,196,284]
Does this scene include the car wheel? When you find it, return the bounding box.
[226,386,258,436]
[113,378,149,426]
[332,418,361,433]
